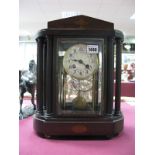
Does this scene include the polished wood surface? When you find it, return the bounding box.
[48,15,114,30]
[33,15,124,138]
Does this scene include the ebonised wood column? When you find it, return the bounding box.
[45,35,53,116]
[36,37,44,114]
[114,39,122,115]
[43,39,47,110]
[106,37,114,115]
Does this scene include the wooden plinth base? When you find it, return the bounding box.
[33,114,124,139]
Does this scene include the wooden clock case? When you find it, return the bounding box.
[33,15,124,138]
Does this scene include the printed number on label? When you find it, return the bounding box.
[87,45,98,53]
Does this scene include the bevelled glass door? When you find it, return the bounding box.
[56,38,104,116]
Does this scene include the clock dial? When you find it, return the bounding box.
[63,44,98,80]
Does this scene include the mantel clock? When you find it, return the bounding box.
[33,15,124,138]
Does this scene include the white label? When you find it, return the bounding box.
[87,45,98,54]
[59,51,65,56]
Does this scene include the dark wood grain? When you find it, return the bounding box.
[34,15,124,138]
[48,15,114,30]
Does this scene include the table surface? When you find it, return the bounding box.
[114,81,135,97]
[19,100,135,155]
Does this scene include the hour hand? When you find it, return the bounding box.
[71,59,84,64]
[71,59,78,62]
[72,59,91,70]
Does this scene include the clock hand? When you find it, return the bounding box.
[72,59,79,62]
[78,60,91,70]
[71,59,85,64]
[79,61,92,71]
[71,59,91,70]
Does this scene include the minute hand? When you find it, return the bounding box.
[72,59,91,70]
[72,59,85,65]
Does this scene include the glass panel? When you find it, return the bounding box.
[57,38,104,116]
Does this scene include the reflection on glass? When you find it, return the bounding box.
[63,75,93,110]
[57,38,104,115]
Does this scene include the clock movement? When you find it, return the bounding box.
[33,15,124,138]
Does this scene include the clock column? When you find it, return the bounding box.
[36,37,44,114]
[106,37,114,115]
[114,38,123,115]
[45,35,54,116]
[43,38,47,111]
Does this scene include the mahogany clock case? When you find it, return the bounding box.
[33,15,124,138]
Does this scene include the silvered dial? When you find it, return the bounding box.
[63,44,98,80]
